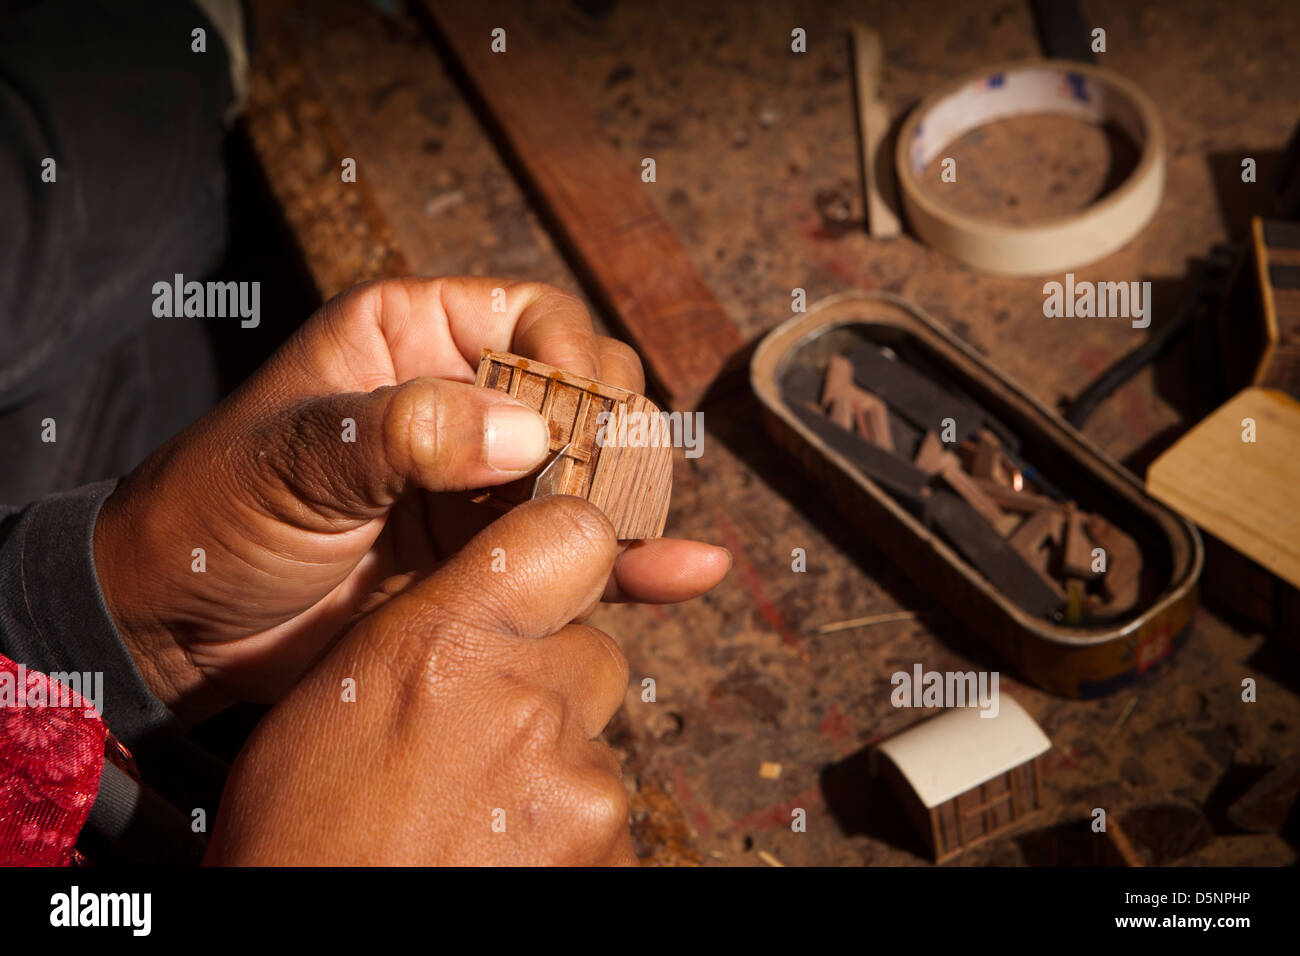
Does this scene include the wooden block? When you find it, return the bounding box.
[472,350,672,539]
[913,430,960,476]
[1008,508,1065,557]
[1147,388,1300,590]
[426,4,746,410]
[1061,503,1099,579]
[971,435,1001,481]
[969,428,1018,486]
[823,357,896,452]
[821,355,855,409]
[973,478,1061,514]
[828,395,855,430]
[913,430,944,473]
[1084,513,1142,612]
[926,490,1065,618]
[1007,508,1068,598]
[854,387,895,453]
[848,342,985,440]
[938,462,1006,527]
[993,513,1022,536]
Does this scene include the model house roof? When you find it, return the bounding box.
[876,695,1051,808]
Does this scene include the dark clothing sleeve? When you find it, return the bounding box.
[0,480,169,744]
[0,481,224,864]
[0,2,260,863]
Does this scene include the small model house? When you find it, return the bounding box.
[875,695,1051,862]
[472,349,673,539]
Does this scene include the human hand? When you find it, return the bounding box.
[205,496,638,865]
[93,278,729,720]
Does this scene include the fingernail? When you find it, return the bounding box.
[484,404,550,472]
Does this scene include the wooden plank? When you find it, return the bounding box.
[1148,388,1300,589]
[424,2,746,410]
[820,355,855,409]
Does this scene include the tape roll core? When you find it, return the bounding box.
[895,60,1165,277]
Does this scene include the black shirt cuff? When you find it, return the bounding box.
[0,478,178,748]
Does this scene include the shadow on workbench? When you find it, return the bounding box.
[818,746,930,860]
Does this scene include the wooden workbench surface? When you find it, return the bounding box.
[244,0,1300,865]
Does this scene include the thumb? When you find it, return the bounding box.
[385,495,619,642]
[248,377,550,521]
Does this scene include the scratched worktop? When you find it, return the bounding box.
[241,0,1300,865]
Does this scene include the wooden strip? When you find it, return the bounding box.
[851,25,900,239]
[425,5,746,410]
[538,377,556,422]
[858,388,895,453]
[938,462,1006,527]
[1008,508,1064,558]
[972,478,1060,514]
[913,430,958,474]
[927,489,1065,618]
[828,395,855,430]
[821,355,855,409]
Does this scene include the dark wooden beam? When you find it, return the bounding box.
[422,2,747,410]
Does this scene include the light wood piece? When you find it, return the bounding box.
[473,349,673,539]
[851,24,901,239]
[1147,388,1300,590]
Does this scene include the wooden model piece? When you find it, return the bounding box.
[472,349,673,539]
[803,346,1147,623]
[875,695,1051,863]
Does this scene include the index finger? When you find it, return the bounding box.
[275,277,604,398]
[438,278,602,382]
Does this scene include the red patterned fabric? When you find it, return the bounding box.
[0,654,106,866]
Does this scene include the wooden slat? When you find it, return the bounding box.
[424,3,747,410]
[851,25,901,239]
[1148,388,1300,589]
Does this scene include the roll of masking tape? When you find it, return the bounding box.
[895,60,1165,277]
